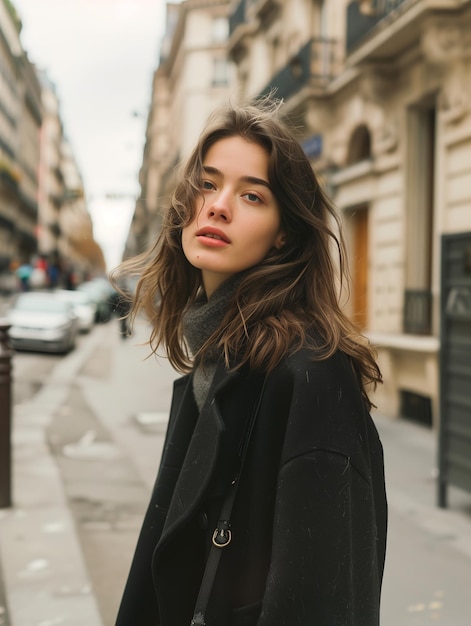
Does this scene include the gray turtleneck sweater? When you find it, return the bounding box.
[182,275,241,410]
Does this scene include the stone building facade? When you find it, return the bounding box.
[0,0,39,291]
[128,0,471,425]
[36,71,64,267]
[0,0,105,290]
[227,0,471,425]
[16,51,42,269]
[59,139,106,281]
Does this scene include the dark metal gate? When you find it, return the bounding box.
[438,231,471,507]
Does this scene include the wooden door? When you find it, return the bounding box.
[352,208,368,329]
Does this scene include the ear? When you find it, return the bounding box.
[274,231,287,250]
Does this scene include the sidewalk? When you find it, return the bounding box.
[376,413,471,624]
[0,325,108,626]
[0,319,173,626]
[0,319,470,625]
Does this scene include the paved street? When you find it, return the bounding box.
[0,316,470,625]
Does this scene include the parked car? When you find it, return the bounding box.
[54,289,96,333]
[77,278,115,323]
[7,291,79,353]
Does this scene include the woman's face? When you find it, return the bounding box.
[182,136,285,297]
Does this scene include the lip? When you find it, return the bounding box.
[196,226,231,244]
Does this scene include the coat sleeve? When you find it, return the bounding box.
[255,353,385,626]
[257,449,382,626]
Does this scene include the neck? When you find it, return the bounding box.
[202,272,234,299]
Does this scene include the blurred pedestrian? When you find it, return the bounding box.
[115,98,387,626]
[47,261,60,288]
[16,261,32,291]
[111,290,132,339]
[30,256,48,289]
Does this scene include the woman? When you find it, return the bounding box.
[115,99,387,626]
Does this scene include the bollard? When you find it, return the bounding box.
[0,319,13,508]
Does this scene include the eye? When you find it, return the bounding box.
[202,180,215,191]
[243,192,262,203]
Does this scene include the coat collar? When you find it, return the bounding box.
[154,366,242,554]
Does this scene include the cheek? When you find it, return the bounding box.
[261,221,283,250]
[181,208,198,243]
[181,228,192,259]
[248,229,280,261]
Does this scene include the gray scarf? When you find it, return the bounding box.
[183,275,242,410]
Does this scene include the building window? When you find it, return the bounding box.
[404,103,436,335]
[212,16,228,42]
[212,58,229,87]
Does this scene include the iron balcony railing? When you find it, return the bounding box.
[229,0,246,36]
[259,38,339,101]
[346,0,407,52]
[403,288,432,335]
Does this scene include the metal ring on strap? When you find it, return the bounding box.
[212,528,232,548]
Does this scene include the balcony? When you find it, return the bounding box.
[247,0,282,23]
[346,0,407,52]
[0,213,15,230]
[230,0,284,34]
[17,229,38,250]
[48,221,62,238]
[49,192,63,209]
[19,189,38,218]
[0,166,20,192]
[228,0,255,61]
[403,289,432,335]
[345,0,461,63]
[258,38,340,102]
[229,0,246,36]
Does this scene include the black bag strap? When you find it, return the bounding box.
[191,375,267,626]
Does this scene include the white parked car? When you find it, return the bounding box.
[7,291,79,353]
[54,289,96,333]
[77,278,115,323]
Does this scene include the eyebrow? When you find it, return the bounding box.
[202,165,272,191]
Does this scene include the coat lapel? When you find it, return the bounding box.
[154,367,240,554]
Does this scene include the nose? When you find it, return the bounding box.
[206,190,232,222]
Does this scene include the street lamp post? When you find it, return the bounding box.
[0,319,13,508]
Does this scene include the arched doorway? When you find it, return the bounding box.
[346,124,371,165]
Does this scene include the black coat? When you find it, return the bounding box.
[116,348,387,626]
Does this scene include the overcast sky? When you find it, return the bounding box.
[14,0,168,270]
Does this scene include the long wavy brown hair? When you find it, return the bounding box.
[115,98,382,407]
